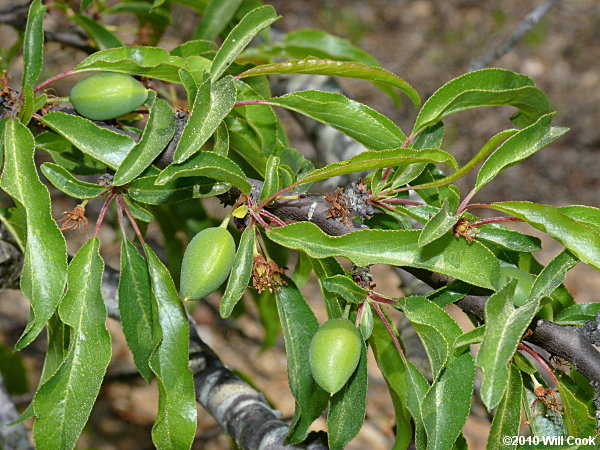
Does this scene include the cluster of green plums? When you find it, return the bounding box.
[71,72,363,395]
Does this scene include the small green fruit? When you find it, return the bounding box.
[180,227,236,300]
[70,73,148,121]
[309,318,362,394]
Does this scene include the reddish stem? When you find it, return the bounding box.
[117,195,146,245]
[368,291,398,305]
[379,197,426,206]
[249,209,272,230]
[371,200,396,211]
[355,301,366,328]
[260,209,287,227]
[115,197,126,233]
[372,302,405,358]
[518,343,560,386]
[457,188,478,215]
[258,184,298,209]
[94,192,116,237]
[34,69,78,93]
[470,216,523,227]
[380,135,414,183]
[463,203,490,210]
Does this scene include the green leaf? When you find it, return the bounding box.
[322,275,367,304]
[556,373,597,438]
[122,195,155,223]
[412,68,551,135]
[127,174,230,204]
[476,225,542,252]
[529,249,578,300]
[38,112,136,170]
[193,0,243,40]
[260,155,280,203]
[113,97,175,185]
[0,119,67,350]
[275,282,329,444]
[422,352,475,450]
[144,245,197,450]
[171,40,217,58]
[418,199,459,247]
[35,131,108,175]
[213,121,229,155]
[490,201,600,271]
[267,223,500,290]
[486,364,523,450]
[72,14,123,50]
[269,90,407,150]
[210,5,280,80]
[41,162,106,199]
[399,296,463,379]
[309,257,344,319]
[254,290,280,351]
[156,150,251,193]
[298,147,456,185]
[475,114,568,191]
[18,85,35,125]
[32,238,111,449]
[522,377,566,437]
[178,68,198,105]
[427,280,471,308]
[220,225,255,318]
[476,280,541,410]
[368,317,412,450]
[558,205,600,233]
[173,75,237,163]
[454,326,485,352]
[119,239,156,382]
[239,59,420,107]
[76,46,185,82]
[21,0,46,89]
[405,360,431,450]
[328,342,368,450]
[554,302,600,326]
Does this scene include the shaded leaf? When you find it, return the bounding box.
[322,275,367,304]
[476,225,542,252]
[490,201,600,271]
[0,119,67,350]
[555,302,600,326]
[267,223,500,289]
[275,282,329,444]
[145,245,197,450]
[486,363,523,449]
[193,0,243,40]
[72,14,123,50]
[220,225,255,318]
[454,325,485,352]
[41,162,106,199]
[32,238,110,449]
[418,199,459,247]
[310,257,344,319]
[210,5,280,80]
[529,249,578,300]
[260,155,280,203]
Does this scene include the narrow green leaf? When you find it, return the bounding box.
[322,275,367,304]
[275,282,329,444]
[38,112,136,170]
[476,225,542,252]
[156,150,251,193]
[72,14,123,50]
[328,342,368,450]
[213,121,229,155]
[554,302,600,326]
[476,281,541,410]
[422,353,475,450]
[454,326,485,352]
[368,317,412,450]
[309,257,344,319]
[173,75,237,162]
[556,378,596,439]
[171,40,217,58]
[254,290,280,351]
[267,223,500,290]
[21,0,46,88]
[260,155,280,203]
[269,90,407,150]
[529,249,578,300]
[210,5,280,80]
[119,239,156,382]
[486,364,523,449]
[405,361,430,450]
[113,98,175,185]
[418,199,459,247]
[76,46,185,82]
[298,147,456,185]
[239,59,420,107]
[475,114,568,191]
[413,68,551,134]
[220,225,255,318]
[127,174,230,205]
[427,280,471,308]
[33,238,110,449]
[122,195,155,223]
[145,245,197,450]
[178,68,198,105]
[558,205,600,233]
[400,296,463,379]
[18,85,35,125]
[193,0,243,40]
[0,119,67,350]
[490,201,600,271]
[41,162,105,199]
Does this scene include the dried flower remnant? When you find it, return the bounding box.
[58,204,88,234]
[325,187,351,226]
[528,385,563,424]
[453,217,479,243]
[252,254,287,293]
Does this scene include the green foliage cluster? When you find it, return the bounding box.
[0,1,598,449]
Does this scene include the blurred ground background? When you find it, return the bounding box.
[0,0,599,449]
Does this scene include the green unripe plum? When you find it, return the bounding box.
[309,318,362,394]
[180,227,236,300]
[70,73,148,121]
